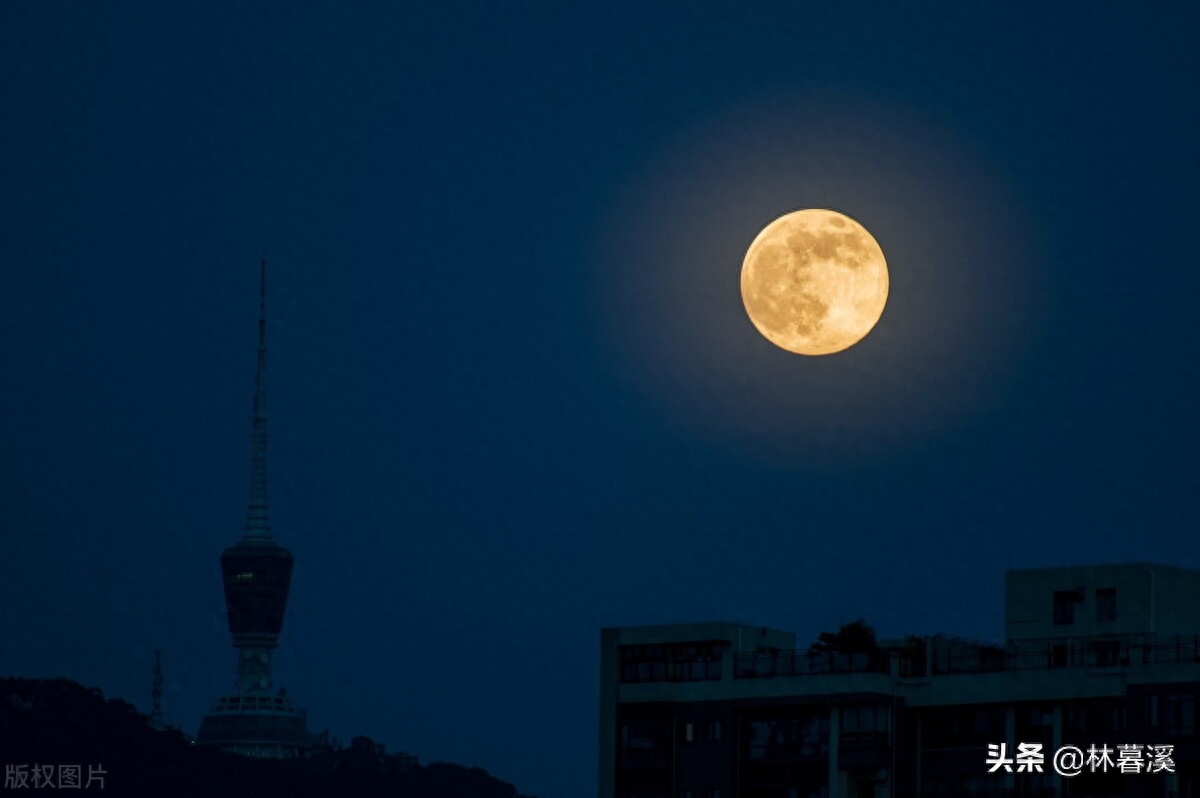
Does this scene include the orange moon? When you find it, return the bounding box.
[740,209,889,355]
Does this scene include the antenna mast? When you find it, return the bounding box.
[244,258,270,540]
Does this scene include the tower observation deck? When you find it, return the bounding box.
[196,260,311,758]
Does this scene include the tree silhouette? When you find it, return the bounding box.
[808,619,878,655]
[0,677,532,798]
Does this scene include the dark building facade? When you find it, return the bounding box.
[600,564,1200,798]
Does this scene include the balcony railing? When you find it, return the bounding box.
[619,642,726,684]
[904,792,1180,798]
[929,634,1200,675]
[727,635,1200,681]
[734,650,890,679]
[901,791,1142,798]
[619,657,722,683]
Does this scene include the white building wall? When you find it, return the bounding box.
[1004,564,1200,642]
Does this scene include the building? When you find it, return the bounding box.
[599,564,1200,798]
[196,261,311,758]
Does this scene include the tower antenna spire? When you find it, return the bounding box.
[245,257,270,540]
[198,258,307,757]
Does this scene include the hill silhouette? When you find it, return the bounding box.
[1,678,535,798]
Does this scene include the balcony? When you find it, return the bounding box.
[734,650,890,679]
[928,634,1200,675]
[620,642,726,684]
[904,791,1109,798]
[728,635,1200,681]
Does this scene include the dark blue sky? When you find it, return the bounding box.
[3,4,1199,797]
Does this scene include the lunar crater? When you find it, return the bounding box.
[741,209,888,356]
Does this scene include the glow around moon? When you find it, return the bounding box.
[741,209,889,355]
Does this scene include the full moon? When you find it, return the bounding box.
[741,209,889,355]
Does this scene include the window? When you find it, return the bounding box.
[1065,701,1124,734]
[618,642,726,683]
[618,721,670,771]
[1089,639,1121,667]
[619,645,667,683]
[746,714,830,761]
[684,723,694,743]
[1096,588,1117,623]
[1022,706,1053,729]
[970,708,1002,736]
[708,721,722,742]
[1053,590,1078,625]
[842,705,889,734]
[1050,643,1071,668]
[620,722,662,750]
[922,776,1004,794]
[1167,694,1196,734]
[1094,704,1124,732]
[919,707,1004,747]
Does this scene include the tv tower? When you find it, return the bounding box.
[196,260,310,758]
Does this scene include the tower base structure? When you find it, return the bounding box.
[196,691,311,758]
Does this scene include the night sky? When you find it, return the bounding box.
[3,4,1200,797]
